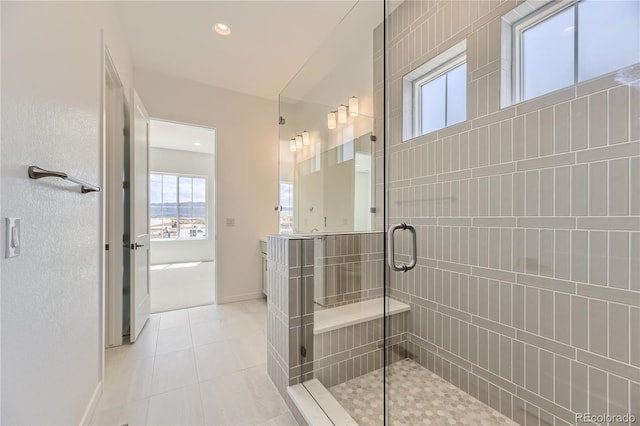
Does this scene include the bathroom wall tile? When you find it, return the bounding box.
[589,161,608,216]
[576,141,640,164]
[589,299,608,357]
[489,123,500,165]
[609,232,629,290]
[588,231,607,286]
[631,84,640,141]
[631,233,640,292]
[513,340,525,387]
[571,361,588,413]
[539,107,553,157]
[478,126,489,167]
[539,169,554,217]
[554,355,571,410]
[525,344,538,393]
[526,171,539,216]
[554,102,570,154]
[554,230,570,280]
[554,166,570,217]
[501,120,513,162]
[489,176,500,216]
[609,85,629,144]
[632,382,640,424]
[571,164,588,216]
[609,303,629,364]
[571,231,588,283]
[609,375,629,418]
[588,367,608,416]
[478,177,489,217]
[539,349,554,401]
[513,172,525,216]
[513,115,525,161]
[571,97,588,151]
[588,92,607,148]
[632,308,640,367]
[501,229,512,272]
[571,296,588,350]
[554,293,571,345]
[631,157,640,215]
[525,112,539,159]
[539,289,554,339]
[525,229,539,276]
[513,229,525,273]
[609,158,629,216]
[500,335,511,381]
[525,287,539,334]
[501,174,512,216]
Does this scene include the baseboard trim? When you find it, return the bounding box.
[218,292,266,305]
[79,381,102,426]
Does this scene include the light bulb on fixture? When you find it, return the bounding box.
[290,138,297,152]
[349,96,359,116]
[296,135,303,149]
[302,131,310,146]
[327,111,337,129]
[338,105,348,123]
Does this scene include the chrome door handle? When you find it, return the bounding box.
[130,243,145,250]
[387,223,417,272]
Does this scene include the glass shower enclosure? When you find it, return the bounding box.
[278,0,640,425]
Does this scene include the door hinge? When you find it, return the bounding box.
[279,116,286,125]
[370,135,377,142]
[105,243,110,251]
[370,207,376,213]
[300,345,307,358]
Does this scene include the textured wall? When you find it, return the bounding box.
[1,2,133,424]
[375,1,640,425]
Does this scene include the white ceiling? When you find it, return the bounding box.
[116,1,359,101]
[150,119,216,154]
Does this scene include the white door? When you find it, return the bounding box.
[130,89,151,342]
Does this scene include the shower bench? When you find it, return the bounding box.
[313,296,410,334]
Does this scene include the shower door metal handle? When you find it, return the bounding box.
[387,223,417,272]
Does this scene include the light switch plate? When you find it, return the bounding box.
[6,217,21,258]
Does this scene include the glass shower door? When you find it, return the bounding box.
[384,1,640,425]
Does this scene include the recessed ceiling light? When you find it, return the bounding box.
[213,23,231,36]
[194,142,202,146]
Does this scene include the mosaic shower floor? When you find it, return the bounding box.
[329,359,517,426]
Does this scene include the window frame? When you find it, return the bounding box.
[413,53,467,137]
[402,40,467,142]
[149,171,209,242]
[510,0,579,105]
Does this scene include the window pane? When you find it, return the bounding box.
[522,6,575,100]
[446,63,467,126]
[578,0,640,81]
[342,140,354,162]
[420,73,446,134]
[192,178,207,238]
[178,177,194,238]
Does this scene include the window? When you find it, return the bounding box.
[504,0,640,104]
[402,41,467,141]
[150,173,207,240]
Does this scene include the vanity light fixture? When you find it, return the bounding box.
[348,96,359,116]
[338,105,348,123]
[213,23,231,36]
[302,131,310,146]
[327,111,337,129]
[295,135,303,149]
[290,138,297,152]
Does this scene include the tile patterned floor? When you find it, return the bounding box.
[90,298,297,426]
[329,358,517,426]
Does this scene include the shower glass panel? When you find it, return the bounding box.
[384,1,640,426]
[277,0,387,422]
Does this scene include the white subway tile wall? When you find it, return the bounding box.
[373,1,640,425]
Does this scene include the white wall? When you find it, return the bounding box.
[1,2,133,424]
[135,69,279,304]
[149,147,216,264]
